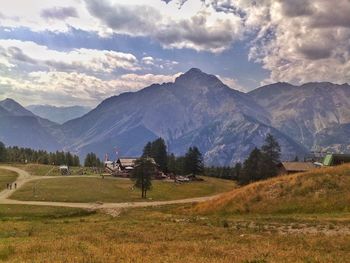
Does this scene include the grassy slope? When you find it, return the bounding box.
[10,176,236,203]
[0,205,348,262]
[193,164,350,215]
[0,169,18,191]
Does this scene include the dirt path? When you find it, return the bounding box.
[0,166,219,212]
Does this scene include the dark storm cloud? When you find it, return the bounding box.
[40,7,78,20]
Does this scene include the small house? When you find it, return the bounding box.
[116,157,138,172]
[278,162,315,175]
[323,154,350,166]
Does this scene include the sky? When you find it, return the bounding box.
[0,0,349,107]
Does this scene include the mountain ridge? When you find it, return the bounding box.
[1,69,349,165]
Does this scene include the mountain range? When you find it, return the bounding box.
[26,105,91,124]
[0,68,349,165]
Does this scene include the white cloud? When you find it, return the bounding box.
[0,0,244,53]
[217,75,247,92]
[0,39,139,74]
[0,71,182,107]
[239,0,350,84]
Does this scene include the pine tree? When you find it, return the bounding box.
[142,142,152,157]
[261,133,281,179]
[0,141,6,162]
[184,146,204,175]
[131,158,156,198]
[239,148,263,185]
[142,138,168,172]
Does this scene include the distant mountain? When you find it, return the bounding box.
[0,98,35,117]
[27,105,91,124]
[249,82,350,151]
[61,68,306,165]
[0,98,62,151]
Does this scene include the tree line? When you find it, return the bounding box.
[0,141,80,166]
[203,134,282,185]
[142,138,204,175]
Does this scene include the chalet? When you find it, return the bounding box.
[106,157,160,178]
[116,157,138,172]
[323,154,350,166]
[278,162,315,175]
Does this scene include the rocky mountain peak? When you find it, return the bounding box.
[0,98,34,117]
[174,68,222,88]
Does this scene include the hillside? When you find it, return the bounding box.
[0,99,62,151]
[193,164,350,214]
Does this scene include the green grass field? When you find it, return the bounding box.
[0,169,18,191]
[10,176,236,203]
[12,164,100,176]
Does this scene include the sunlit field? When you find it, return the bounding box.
[10,176,236,203]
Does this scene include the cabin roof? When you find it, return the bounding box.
[280,162,315,172]
[118,158,138,167]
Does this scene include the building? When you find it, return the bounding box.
[323,154,350,166]
[278,162,316,175]
[59,165,69,175]
[107,157,159,178]
[116,157,138,172]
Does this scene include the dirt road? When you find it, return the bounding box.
[0,166,219,212]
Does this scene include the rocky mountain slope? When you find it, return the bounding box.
[249,82,350,151]
[0,99,61,151]
[61,68,306,165]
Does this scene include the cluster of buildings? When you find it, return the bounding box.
[105,157,166,179]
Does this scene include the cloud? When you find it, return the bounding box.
[0,71,181,106]
[84,0,243,53]
[0,39,140,74]
[229,0,350,85]
[217,75,247,92]
[41,7,78,20]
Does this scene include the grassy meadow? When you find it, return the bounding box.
[10,176,236,203]
[12,164,100,177]
[0,169,18,191]
[0,164,350,262]
[0,204,349,262]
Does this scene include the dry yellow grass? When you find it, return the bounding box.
[0,205,349,262]
[192,164,350,215]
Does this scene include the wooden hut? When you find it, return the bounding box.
[278,162,315,175]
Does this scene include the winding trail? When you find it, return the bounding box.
[0,166,219,212]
